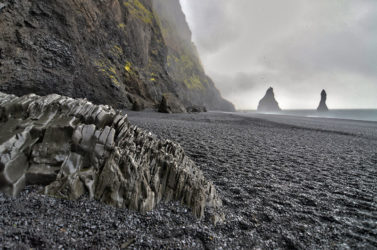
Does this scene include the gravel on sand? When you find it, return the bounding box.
[1,111,376,249]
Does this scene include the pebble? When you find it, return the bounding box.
[0,112,376,249]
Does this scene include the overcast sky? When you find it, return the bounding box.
[180,0,377,109]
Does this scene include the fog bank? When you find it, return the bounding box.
[180,0,377,109]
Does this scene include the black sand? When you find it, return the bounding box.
[1,112,376,249]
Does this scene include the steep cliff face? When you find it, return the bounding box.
[0,0,234,111]
[153,0,234,111]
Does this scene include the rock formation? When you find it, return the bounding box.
[317,89,329,112]
[153,0,234,111]
[186,105,207,113]
[257,87,281,112]
[158,93,187,113]
[0,0,234,112]
[0,92,223,220]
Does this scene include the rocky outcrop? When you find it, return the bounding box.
[158,93,187,113]
[0,92,223,220]
[257,87,281,112]
[186,105,207,113]
[317,89,329,112]
[0,0,234,111]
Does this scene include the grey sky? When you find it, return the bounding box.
[180,0,377,109]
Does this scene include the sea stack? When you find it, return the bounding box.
[257,87,281,112]
[317,89,329,112]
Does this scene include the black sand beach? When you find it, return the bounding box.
[1,111,377,249]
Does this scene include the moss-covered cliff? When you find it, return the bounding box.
[153,0,234,111]
[0,0,234,111]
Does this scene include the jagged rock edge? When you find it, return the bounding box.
[0,92,223,221]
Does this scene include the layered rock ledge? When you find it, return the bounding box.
[0,92,222,220]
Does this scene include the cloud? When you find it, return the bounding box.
[180,0,239,55]
[180,0,377,109]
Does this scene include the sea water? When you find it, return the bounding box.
[242,110,377,122]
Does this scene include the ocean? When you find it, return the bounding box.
[240,109,377,122]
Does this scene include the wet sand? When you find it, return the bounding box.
[1,111,376,249]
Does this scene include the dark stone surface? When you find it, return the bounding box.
[158,93,187,113]
[257,87,281,112]
[1,111,377,248]
[0,92,222,220]
[0,3,7,12]
[186,105,207,113]
[131,96,145,111]
[0,0,234,112]
[129,111,377,249]
[317,89,329,112]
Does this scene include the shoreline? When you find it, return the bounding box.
[235,109,377,123]
[228,111,377,140]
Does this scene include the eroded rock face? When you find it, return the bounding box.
[257,87,281,112]
[0,0,234,112]
[186,105,207,113]
[158,93,187,114]
[153,0,235,111]
[317,89,329,112]
[0,92,222,219]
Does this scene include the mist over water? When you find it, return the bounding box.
[180,0,377,110]
[243,109,377,122]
